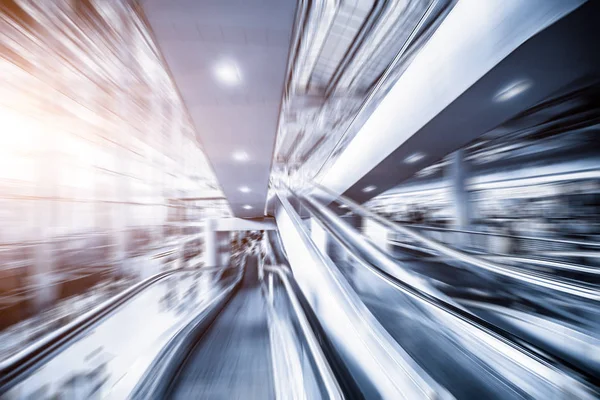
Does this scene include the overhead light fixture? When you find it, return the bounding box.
[493,79,532,102]
[232,150,249,162]
[404,152,425,164]
[213,60,242,86]
[239,186,251,193]
[339,204,348,209]
[362,185,377,193]
[243,204,253,210]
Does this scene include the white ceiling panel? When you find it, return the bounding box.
[141,0,297,217]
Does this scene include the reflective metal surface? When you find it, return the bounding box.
[2,268,234,399]
[167,256,343,400]
[275,191,453,399]
[299,190,599,399]
[169,275,275,399]
[262,265,343,400]
[313,184,600,302]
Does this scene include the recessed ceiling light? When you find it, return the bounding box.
[239,186,251,193]
[494,79,532,102]
[232,150,249,162]
[243,204,253,210]
[213,61,242,86]
[404,152,425,164]
[339,204,348,209]
[362,185,377,193]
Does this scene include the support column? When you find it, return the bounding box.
[204,218,217,267]
[113,94,131,277]
[113,11,133,278]
[448,149,474,249]
[449,149,472,229]
[216,231,231,267]
[33,116,58,312]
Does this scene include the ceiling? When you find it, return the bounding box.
[340,0,600,204]
[313,0,594,202]
[140,0,297,217]
[408,80,600,182]
[272,0,455,184]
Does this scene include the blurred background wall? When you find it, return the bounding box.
[0,0,228,344]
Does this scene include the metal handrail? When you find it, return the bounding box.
[386,238,599,330]
[406,223,600,249]
[275,190,453,399]
[0,266,223,394]
[264,266,344,400]
[130,263,244,400]
[545,251,600,259]
[300,193,599,398]
[312,184,600,302]
[387,239,600,276]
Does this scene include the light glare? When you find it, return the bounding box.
[362,185,377,193]
[494,79,532,102]
[232,150,250,162]
[213,61,242,85]
[404,152,425,164]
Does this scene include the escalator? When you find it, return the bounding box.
[5,190,597,399]
[297,204,529,399]
[268,226,517,398]
[168,257,274,399]
[304,186,600,376]
[363,231,600,377]
[132,252,346,400]
[1,254,343,400]
[386,241,600,376]
[282,189,600,399]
